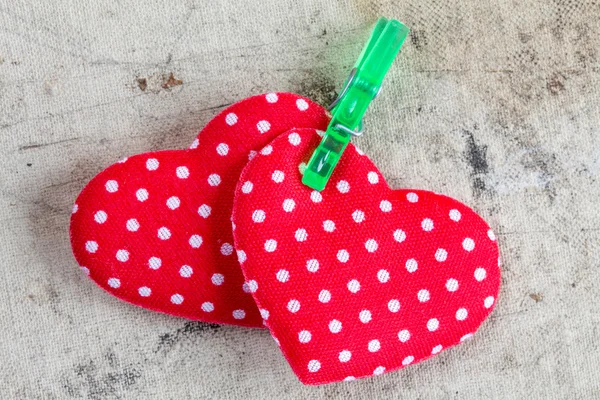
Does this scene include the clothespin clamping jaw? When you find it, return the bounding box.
[302,18,409,191]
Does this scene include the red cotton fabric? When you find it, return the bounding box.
[232,128,501,384]
[70,93,330,327]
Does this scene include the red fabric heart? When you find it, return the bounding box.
[70,94,330,327]
[232,128,501,384]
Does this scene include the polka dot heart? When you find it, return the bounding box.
[70,94,329,327]
[232,128,500,384]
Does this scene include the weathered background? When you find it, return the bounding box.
[1,0,599,399]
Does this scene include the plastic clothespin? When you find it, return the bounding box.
[302,18,410,191]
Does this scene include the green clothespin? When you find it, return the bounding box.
[302,18,409,191]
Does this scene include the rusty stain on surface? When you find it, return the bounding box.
[529,293,543,302]
[161,73,183,89]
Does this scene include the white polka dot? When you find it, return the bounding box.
[138,286,151,297]
[402,356,414,366]
[116,250,129,262]
[72,204,79,215]
[474,268,487,281]
[329,319,342,333]
[461,333,474,342]
[405,258,418,273]
[158,227,171,240]
[260,145,273,155]
[355,147,365,155]
[288,132,301,146]
[435,248,448,262]
[259,309,269,320]
[377,269,390,283]
[323,220,335,232]
[126,219,139,232]
[176,166,189,179]
[488,230,496,241]
[344,376,356,382]
[189,234,202,248]
[166,196,180,209]
[287,299,300,313]
[201,302,214,312]
[421,218,434,231]
[136,189,149,202]
[449,209,461,221]
[248,150,257,160]
[179,265,193,278]
[432,345,443,354]
[283,199,295,212]
[243,280,258,293]
[195,204,211,218]
[446,278,459,292]
[276,269,290,282]
[211,273,224,286]
[373,366,385,375]
[105,180,118,192]
[463,238,475,251]
[336,180,350,193]
[295,228,308,242]
[236,250,247,263]
[456,308,468,320]
[216,143,229,156]
[148,257,161,269]
[272,170,284,183]
[365,239,378,252]
[306,259,319,273]
[107,278,120,288]
[146,158,159,170]
[241,181,253,194]
[94,211,107,224]
[171,294,183,304]
[296,98,309,111]
[388,299,401,313]
[225,113,238,125]
[298,330,311,343]
[208,174,221,186]
[220,243,233,256]
[380,200,392,212]
[257,120,271,133]
[80,266,89,275]
[232,309,246,319]
[406,192,419,203]
[368,340,381,352]
[310,191,322,203]
[484,296,495,308]
[347,279,360,293]
[418,289,430,302]
[190,138,199,149]
[252,210,266,223]
[367,171,379,184]
[318,290,331,303]
[427,318,439,331]
[398,330,410,342]
[359,310,372,323]
[308,360,320,372]
[265,93,278,103]
[339,350,352,362]
[264,239,277,252]
[337,249,349,263]
[352,210,365,223]
[394,229,406,243]
[272,336,280,346]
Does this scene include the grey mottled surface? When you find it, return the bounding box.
[1,1,599,399]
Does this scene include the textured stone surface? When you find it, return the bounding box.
[0,1,598,398]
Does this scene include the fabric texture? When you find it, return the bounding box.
[70,93,330,327]
[232,128,500,384]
